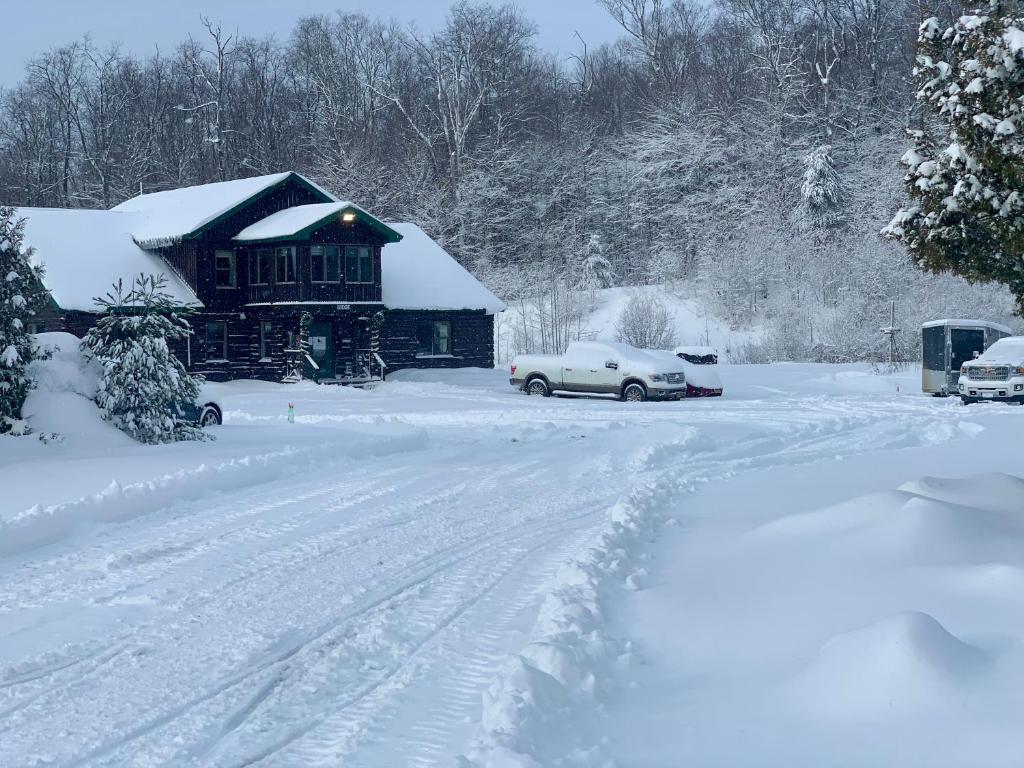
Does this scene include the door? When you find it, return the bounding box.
[949,328,985,389]
[308,321,334,379]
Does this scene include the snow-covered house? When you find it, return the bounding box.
[16,172,504,381]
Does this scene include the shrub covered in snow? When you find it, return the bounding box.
[82,275,207,444]
[0,205,47,435]
[615,292,677,350]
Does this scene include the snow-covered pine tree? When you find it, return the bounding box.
[885,4,1024,310]
[0,206,47,435]
[82,274,207,444]
[798,145,842,235]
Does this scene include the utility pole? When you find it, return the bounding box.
[880,300,902,366]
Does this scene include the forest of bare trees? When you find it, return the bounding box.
[1,0,1018,361]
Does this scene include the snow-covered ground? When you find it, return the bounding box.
[2,355,1022,766]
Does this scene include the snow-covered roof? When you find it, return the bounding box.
[16,208,201,312]
[112,172,336,248]
[382,224,505,313]
[921,318,1013,334]
[233,202,401,244]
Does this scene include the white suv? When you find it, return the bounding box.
[958,336,1024,405]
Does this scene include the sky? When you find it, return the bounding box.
[0,0,624,86]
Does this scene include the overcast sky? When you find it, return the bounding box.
[1,0,623,86]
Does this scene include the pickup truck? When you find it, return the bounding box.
[957,336,1024,404]
[510,341,688,401]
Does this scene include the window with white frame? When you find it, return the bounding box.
[215,250,237,288]
[311,244,341,283]
[259,320,272,360]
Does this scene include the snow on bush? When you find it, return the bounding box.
[614,291,677,350]
[82,275,206,444]
[0,206,47,435]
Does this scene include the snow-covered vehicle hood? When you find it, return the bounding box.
[972,336,1024,366]
[649,349,722,388]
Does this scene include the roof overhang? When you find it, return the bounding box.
[233,203,403,245]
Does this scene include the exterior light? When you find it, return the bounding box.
[341,211,357,223]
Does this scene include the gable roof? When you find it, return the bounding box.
[233,202,402,244]
[16,207,201,312]
[382,223,505,313]
[112,172,336,248]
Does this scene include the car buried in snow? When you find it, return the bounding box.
[672,346,724,397]
[509,341,688,402]
[177,384,225,427]
[957,336,1024,405]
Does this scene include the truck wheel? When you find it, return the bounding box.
[526,377,549,397]
[623,382,647,402]
[959,397,975,406]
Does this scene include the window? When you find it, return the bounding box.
[311,245,341,283]
[215,250,236,288]
[205,321,228,361]
[275,246,296,284]
[259,321,272,360]
[250,249,272,285]
[417,320,451,357]
[345,246,373,284]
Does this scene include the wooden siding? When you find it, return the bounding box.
[380,310,495,372]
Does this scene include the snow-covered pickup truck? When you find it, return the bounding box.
[958,336,1024,405]
[510,341,688,401]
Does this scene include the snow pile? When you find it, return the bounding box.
[20,332,128,445]
[462,434,698,766]
[606,465,1024,767]
[790,611,987,719]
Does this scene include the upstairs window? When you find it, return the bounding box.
[250,249,272,285]
[205,321,228,361]
[311,244,341,283]
[275,246,296,284]
[345,246,373,284]
[215,250,237,288]
[417,320,451,357]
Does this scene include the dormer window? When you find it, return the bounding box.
[215,250,237,288]
[250,249,272,285]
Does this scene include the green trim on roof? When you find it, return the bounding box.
[233,205,404,245]
[185,172,335,242]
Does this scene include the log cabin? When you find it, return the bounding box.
[15,172,505,382]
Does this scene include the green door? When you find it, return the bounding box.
[308,321,334,379]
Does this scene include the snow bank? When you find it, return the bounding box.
[753,474,1024,565]
[462,434,699,766]
[0,426,427,558]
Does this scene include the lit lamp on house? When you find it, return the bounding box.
[341,210,357,224]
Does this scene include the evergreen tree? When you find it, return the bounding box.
[885,4,1024,310]
[0,206,46,435]
[82,274,207,444]
[799,145,842,235]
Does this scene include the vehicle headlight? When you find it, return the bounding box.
[649,373,666,382]
[1015,366,1024,375]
